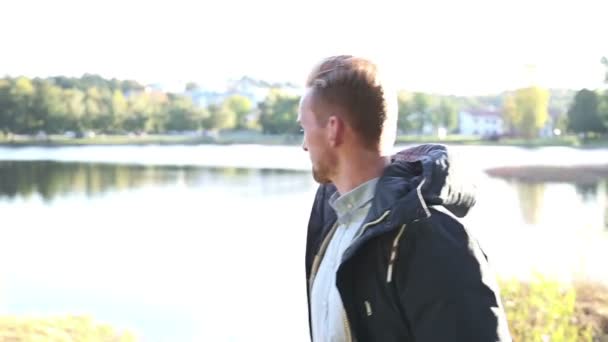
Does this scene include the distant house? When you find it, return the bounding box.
[458,108,504,137]
[185,89,227,108]
[124,84,168,102]
[226,77,303,105]
[226,77,271,105]
[183,77,304,108]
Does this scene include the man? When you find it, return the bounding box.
[299,55,512,342]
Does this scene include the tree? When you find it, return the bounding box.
[258,89,300,134]
[10,77,36,133]
[165,96,200,131]
[503,87,550,139]
[31,81,65,133]
[82,87,104,131]
[436,99,458,132]
[204,103,236,131]
[397,91,415,133]
[567,89,606,135]
[599,90,608,129]
[145,92,172,133]
[61,88,85,132]
[110,90,128,132]
[0,75,211,135]
[123,92,151,133]
[0,78,15,134]
[503,93,519,135]
[411,92,430,133]
[223,95,253,130]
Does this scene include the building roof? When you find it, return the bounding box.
[462,108,502,118]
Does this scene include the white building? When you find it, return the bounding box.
[186,89,227,108]
[226,77,303,105]
[183,77,305,109]
[458,109,504,137]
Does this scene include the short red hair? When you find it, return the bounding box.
[306,55,395,152]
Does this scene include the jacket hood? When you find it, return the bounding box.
[395,143,476,217]
[366,144,477,225]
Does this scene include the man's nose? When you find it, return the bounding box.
[302,139,308,152]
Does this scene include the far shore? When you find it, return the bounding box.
[1,132,607,149]
[486,164,608,184]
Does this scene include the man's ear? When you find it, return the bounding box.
[326,115,344,147]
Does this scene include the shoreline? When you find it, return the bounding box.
[486,164,608,184]
[1,133,607,149]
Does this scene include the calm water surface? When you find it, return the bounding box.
[0,145,606,341]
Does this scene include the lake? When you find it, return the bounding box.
[0,144,607,341]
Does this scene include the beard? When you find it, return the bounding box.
[312,168,332,184]
[311,156,334,184]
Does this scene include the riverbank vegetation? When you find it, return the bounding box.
[0,277,606,341]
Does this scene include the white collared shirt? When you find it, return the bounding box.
[310,177,379,342]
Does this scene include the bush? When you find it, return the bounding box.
[500,275,598,342]
[1,277,606,342]
[0,315,136,341]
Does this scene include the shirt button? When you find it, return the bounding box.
[347,203,353,209]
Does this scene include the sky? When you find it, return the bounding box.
[1,0,606,95]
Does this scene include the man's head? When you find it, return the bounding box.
[297,55,397,184]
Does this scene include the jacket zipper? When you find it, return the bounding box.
[308,222,339,290]
[309,211,392,342]
[343,311,353,342]
[341,210,390,342]
[386,224,407,283]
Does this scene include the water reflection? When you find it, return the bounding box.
[575,182,599,202]
[508,180,608,228]
[604,181,608,230]
[513,182,546,225]
[0,161,311,202]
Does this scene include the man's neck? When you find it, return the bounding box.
[332,153,390,195]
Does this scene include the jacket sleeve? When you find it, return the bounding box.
[396,213,512,342]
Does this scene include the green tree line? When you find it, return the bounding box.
[0,75,257,135]
[2,69,606,139]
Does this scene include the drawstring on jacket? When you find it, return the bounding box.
[386,224,407,283]
[387,178,431,283]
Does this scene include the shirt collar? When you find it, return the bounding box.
[328,177,379,225]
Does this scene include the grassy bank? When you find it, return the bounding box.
[1,132,607,148]
[0,132,302,147]
[0,315,136,341]
[0,278,606,342]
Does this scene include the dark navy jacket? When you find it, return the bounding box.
[305,144,512,341]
